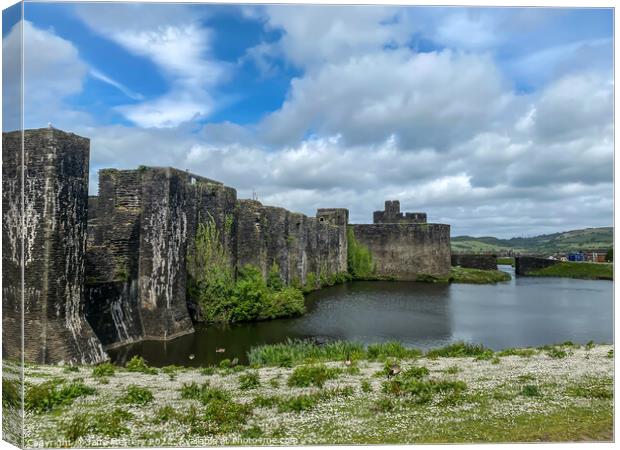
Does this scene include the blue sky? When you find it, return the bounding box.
[2,2,614,237]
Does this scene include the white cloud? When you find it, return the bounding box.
[89,68,144,101]
[2,20,91,130]
[75,4,229,128]
[244,5,412,72]
[259,49,515,149]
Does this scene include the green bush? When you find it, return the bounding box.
[119,385,154,405]
[2,378,20,409]
[162,365,182,380]
[347,227,375,279]
[25,380,96,413]
[247,339,366,367]
[287,364,341,388]
[180,382,231,404]
[63,408,133,442]
[361,380,373,393]
[238,371,261,390]
[188,220,306,323]
[183,400,252,435]
[521,385,541,397]
[125,356,157,374]
[566,377,612,399]
[367,341,422,360]
[92,362,116,378]
[426,342,492,358]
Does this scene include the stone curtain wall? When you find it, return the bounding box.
[2,129,107,364]
[4,128,449,361]
[351,224,451,280]
[451,254,498,270]
[515,257,560,276]
[85,167,236,347]
[235,202,348,286]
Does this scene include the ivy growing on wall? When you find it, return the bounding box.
[187,216,305,323]
[347,227,375,279]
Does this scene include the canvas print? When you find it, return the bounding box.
[1,1,614,447]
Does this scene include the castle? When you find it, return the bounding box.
[2,128,450,364]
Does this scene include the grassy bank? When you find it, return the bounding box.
[13,341,612,447]
[497,257,515,266]
[526,262,613,281]
[449,266,511,284]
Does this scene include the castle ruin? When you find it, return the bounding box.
[2,128,450,364]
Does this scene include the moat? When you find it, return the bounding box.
[108,266,613,367]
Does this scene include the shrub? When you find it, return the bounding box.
[566,377,612,399]
[252,395,280,408]
[238,371,261,390]
[497,348,537,358]
[119,385,154,405]
[347,227,375,279]
[361,380,372,393]
[546,348,568,359]
[180,382,231,404]
[426,342,492,358]
[162,365,181,380]
[241,425,264,439]
[373,396,396,412]
[125,356,157,374]
[247,339,365,367]
[25,380,96,413]
[92,362,115,378]
[367,342,421,360]
[186,400,252,435]
[2,378,20,409]
[521,385,540,397]
[266,263,284,291]
[277,394,320,413]
[63,408,133,442]
[187,217,235,323]
[287,364,341,388]
[153,405,179,423]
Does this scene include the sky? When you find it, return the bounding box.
[2,2,614,237]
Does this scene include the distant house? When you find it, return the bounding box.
[568,252,584,262]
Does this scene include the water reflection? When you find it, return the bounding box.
[108,266,612,367]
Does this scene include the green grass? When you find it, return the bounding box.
[248,339,423,367]
[526,262,612,280]
[449,267,511,284]
[497,257,515,266]
[180,382,231,404]
[25,380,96,413]
[125,356,158,374]
[92,362,116,378]
[451,227,612,255]
[238,371,261,390]
[62,408,134,442]
[287,364,341,388]
[426,342,493,359]
[118,385,154,405]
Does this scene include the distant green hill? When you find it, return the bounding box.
[452,227,613,255]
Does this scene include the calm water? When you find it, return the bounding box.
[108,266,613,367]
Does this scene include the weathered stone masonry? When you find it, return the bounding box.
[3,129,451,363]
[351,201,451,280]
[2,129,107,364]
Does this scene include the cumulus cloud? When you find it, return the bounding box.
[245,5,412,71]
[14,5,612,238]
[259,49,515,149]
[75,4,229,128]
[3,20,91,130]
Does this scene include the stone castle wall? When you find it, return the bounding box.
[515,256,560,276]
[373,200,427,224]
[2,129,107,364]
[351,223,451,280]
[451,254,497,271]
[3,128,451,362]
